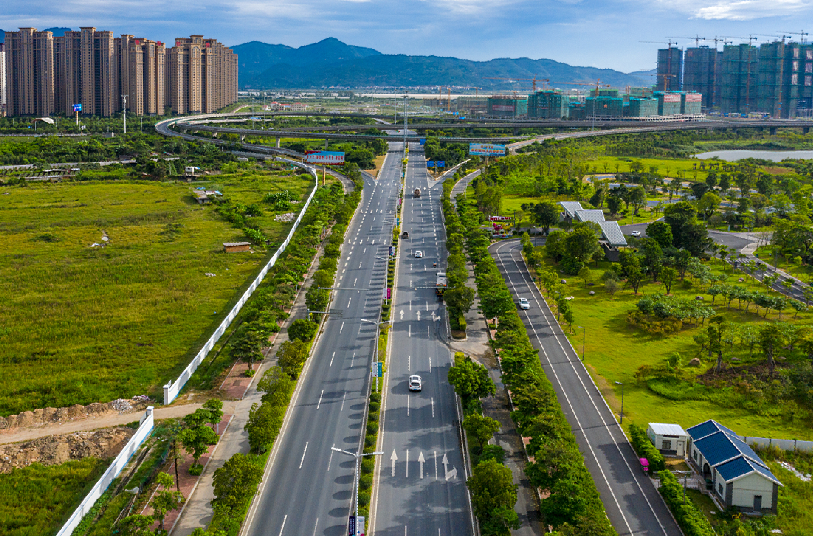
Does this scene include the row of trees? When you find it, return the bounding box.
[447,183,615,535]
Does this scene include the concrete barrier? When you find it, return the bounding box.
[56,407,155,536]
[740,435,813,453]
[163,162,318,405]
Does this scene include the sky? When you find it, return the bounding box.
[2,0,813,72]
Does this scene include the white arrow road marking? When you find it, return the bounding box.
[391,450,398,477]
[330,352,335,367]
[399,310,404,320]
[409,301,412,311]
[317,390,324,410]
[446,467,457,481]
[278,515,288,536]
[299,443,308,469]
[418,451,425,479]
[359,262,362,268]
[406,450,409,478]
[416,311,421,321]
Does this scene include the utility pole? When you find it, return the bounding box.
[615,381,624,424]
[332,447,383,536]
[403,93,408,149]
[121,95,128,134]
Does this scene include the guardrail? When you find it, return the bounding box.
[162,161,319,405]
[56,407,155,536]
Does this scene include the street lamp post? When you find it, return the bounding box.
[577,325,586,361]
[332,447,383,536]
[361,319,391,392]
[615,381,624,424]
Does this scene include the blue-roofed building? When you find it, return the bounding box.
[687,420,782,513]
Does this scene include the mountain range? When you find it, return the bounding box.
[235,38,654,90]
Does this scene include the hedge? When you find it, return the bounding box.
[659,470,716,536]
[628,423,666,472]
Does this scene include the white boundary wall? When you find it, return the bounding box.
[739,435,813,453]
[163,161,318,405]
[58,407,155,536]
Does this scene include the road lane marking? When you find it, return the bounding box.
[351,352,356,367]
[359,262,363,268]
[312,518,319,536]
[339,322,344,333]
[407,395,409,416]
[408,355,411,372]
[330,351,335,366]
[408,325,411,337]
[416,311,420,321]
[341,392,346,411]
[299,442,308,469]
[406,449,409,477]
[409,301,412,311]
[429,357,431,371]
[431,397,435,418]
[434,451,438,480]
[278,515,288,536]
[328,445,335,471]
[317,390,324,410]
[391,450,397,477]
[347,298,352,307]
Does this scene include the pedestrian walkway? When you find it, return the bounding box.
[449,260,543,536]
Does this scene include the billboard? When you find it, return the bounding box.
[663,94,681,103]
[427,161,434,167]
[685,94,702,102]
[305,151,345,164]
[436,161,445,167]
[469,143,506,156]
[72,104,82,112]
[491,105,515,112]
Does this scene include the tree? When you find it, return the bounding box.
[288,319,318,342]
[448,354,496,402]
[179,411,219,469]
[759,323,783,375]
[245,401,284,452]
[628,186,647,215]
[257,365,296,406]
[605,278,619,295]
[480,286,515,319]
[467,459,520,535]
[565,223,601,264]
[277,339,309,378]
[231,329,265,366]
[664,201,710,256]
[203,398,224,428]
[626,265,644,294]
[305,287,330,313]
[444,286,476,316]
[647,221,673,249]
[698,192,722,220]
[119,515,154,536]
[462,413,501,450]
[607,195,622,216]
[661,266,678,294]
[212,453,264,512]
[640,238,664,281]
[578,266,592,288]
[524,201,560,235]
[151,472,185,531]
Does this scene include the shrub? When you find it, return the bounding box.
[628,423,665,472]
[288,319,318,342]
[659,470,715,536]
[189,464,203,476]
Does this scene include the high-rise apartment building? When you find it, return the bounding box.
[720,44,759,115]
[4,28,236,117]
[0,43,6,116]
[683,46,721,110]
[5,28,55,117]
[757,42,813,118]
[166,35,237,114]
[656,47,682,91]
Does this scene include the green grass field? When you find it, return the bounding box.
[540,259,813,441]
[0,458,108,536]
[0,171,313,415]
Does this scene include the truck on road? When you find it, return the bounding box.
[436,271,447,297]
[414,188,421,198]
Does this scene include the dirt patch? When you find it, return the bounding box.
[763,166,793,175]
[0,427,134,473]
[695,360,788,385]
[587,363,619,412]
[0,398,150,433]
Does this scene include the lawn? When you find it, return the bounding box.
[588,155,713,181]
[0,170,314,415]
[754,245,813,283]
[0,458,108,536]
[538,258,813,441]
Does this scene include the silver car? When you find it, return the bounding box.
[409,375,422,391]
[519,298,530,310]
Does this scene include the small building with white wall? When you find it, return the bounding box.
[687,420,781,514]
[647,423,688,457]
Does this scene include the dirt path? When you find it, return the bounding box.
[0,403,223,445]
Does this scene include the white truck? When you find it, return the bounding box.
[436,272,447,297]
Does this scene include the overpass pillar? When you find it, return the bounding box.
[770,127,777,135]
[276,138,280,148]
[324,139,329,150]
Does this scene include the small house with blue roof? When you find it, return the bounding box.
[687,419,782,513]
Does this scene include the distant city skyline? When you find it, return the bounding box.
[2,0,811,72]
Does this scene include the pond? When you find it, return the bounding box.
[693,149,813,162]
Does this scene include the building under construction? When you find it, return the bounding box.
[683,46,721,110]
[527,89,568,119]
[719,44,759,115]
[656,47,682,91]
[756,41,813,118]
[487,96,527,118]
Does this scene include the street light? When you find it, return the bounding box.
[615,381,624,424]
[332,447,383,536]
[361,318,392,392]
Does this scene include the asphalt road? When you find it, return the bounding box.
[370,144,474,536]
[489,239,680,536]
[243,145,403,536]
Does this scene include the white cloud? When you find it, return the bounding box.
[655,0,812,20]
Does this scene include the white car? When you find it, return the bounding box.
[409,375,422,391]
[519,298,530,310]
[630,230,641,237]
[414,251,423,258]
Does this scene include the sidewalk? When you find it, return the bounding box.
[449,261,543,536]
[170,233,328,535]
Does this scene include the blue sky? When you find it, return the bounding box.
[2,0,812,72]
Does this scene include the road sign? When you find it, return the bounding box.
[436,161,445,167]
[469,143,506,156]
[387,288,392,299]
[372,363,378,378]
[357,516,365,536]
[426,161,435,167]
[305,151,345,164]
[419,138,426,145]
[72,104,82,112]
[377,362,383,377]
[389,246,394,256]
[348,515,355,536]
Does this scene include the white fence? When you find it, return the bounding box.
[163,162,318,405]
[739,435,813,453]
[57,407,155,536]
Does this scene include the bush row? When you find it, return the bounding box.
[627,423,666,472]
[205,169,363,536]
[659,470,716,536]
[445,182,616,535]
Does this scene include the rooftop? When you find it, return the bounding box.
[649,423,687,436]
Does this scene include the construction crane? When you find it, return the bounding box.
[780,30,808,43]
[640,40,680,91]
[483,76,549,92]
[670,35,706,47]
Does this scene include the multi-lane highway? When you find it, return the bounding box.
[370,145,474,536]
[243,145,403,536]
[490,239,681,536]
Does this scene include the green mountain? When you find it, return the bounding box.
[237,39,649,90]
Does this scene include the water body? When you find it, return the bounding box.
[693,149,813,162]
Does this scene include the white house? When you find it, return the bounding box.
[557,201,628,247]
[647,423,688,457]
[687,420,782,514]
